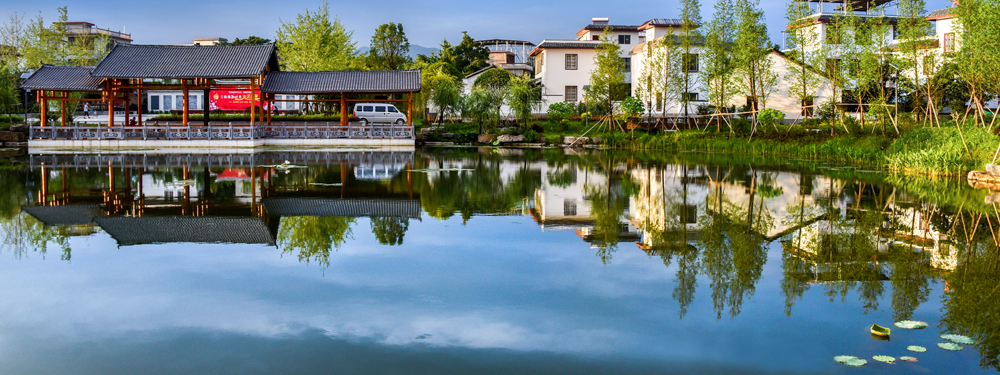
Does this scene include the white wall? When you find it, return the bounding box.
[536,48,599,112]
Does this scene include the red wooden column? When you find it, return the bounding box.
[182,79,189,126]
[107,82,115,127]
[249,78,256,127]
[60,92,67,127]
[39,91,46,127]
[340,93,348,130]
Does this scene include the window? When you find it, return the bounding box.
[163,95,172,111]
[535,55,544,75]
[802,97,815,117]
[375,105,386,112]
[565,54,578,70]
[619,223,630,233]
[150,95,160,111]
[618,35,631,44]
[174,95,183,110]
[943,33,955,53]
[563,199,578,216]
[622,57,631,72]
[683,205,697,224]
[565,86,578,102]
[189,95,199,110]
[684,93,699,101]
[388,106,398,113]
[592,35,600,41]
[683,54,699,72]
[746,96,758,109]
[363,105,374,112]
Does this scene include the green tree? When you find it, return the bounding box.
[277,216,356,268]
[473,67,513,127]
[463,86,498,134]
[222,36,271,45]
[367,23,410,70]
[678,0,704,126]
[585,27,626,132]
[953,0,1000,127]
[784,0,823,123]
[733,0,778,135]
[275,1,362,71]
[430,73,460,124]
[896,0,932,121]
[507,75,543,128]
[701,0,738,132]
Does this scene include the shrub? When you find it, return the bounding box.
[544,134,563,145]
[758,108,785,126]
[524,129,538,143]
[547,102,575,122]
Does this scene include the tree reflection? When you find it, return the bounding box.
[277,216,356,268]
[371,217,409,246]
[0,168,71,260]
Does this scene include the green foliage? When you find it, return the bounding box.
[462,86,498,133]
[370,217,408,246]
[415,32,490,78]
[473,67,513,128]
[544,134,564,145]
[221,36,271,45]
[277,216,356,268]
[757,108,785,126]
[523,129,538,143]
[275,1,362,71]
[507,76,542,128]
[619,96,644,119]
[585,27,626,123]
[367,23,410,70]
[546,102,575,122]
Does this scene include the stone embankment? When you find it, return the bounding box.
[0,125,27,148]
[967,164,1000,197]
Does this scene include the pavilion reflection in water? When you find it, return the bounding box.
[23,151,420,248]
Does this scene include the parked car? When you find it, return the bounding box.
[352,103,407,125]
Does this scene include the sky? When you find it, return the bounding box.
[2,0,956,51]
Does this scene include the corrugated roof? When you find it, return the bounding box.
[262,198,422,218]
[91,44,278,79]
[583,24,641,31]
[19,65,103,91]
[95,216,275,246]
[261,70,421,94]
[530,40,603,56]
[642,18,685,27]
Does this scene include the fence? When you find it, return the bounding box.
[29,122,414,141]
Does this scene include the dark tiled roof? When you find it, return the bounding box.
[583,24,641,31]
[642,18,685,27]
[262,198,422,218]
[19,65,103,91]
[91,44,279,79]
[95,216,275,246]
[22,204,104,226]
[261,70,422,94]
[537,40,602,49]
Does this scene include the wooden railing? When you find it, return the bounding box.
[29,122,415,141]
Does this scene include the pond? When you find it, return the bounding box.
[0,148,998,374]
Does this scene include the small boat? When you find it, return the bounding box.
[871,324,891,337]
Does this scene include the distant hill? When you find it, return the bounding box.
[357,44,439,59]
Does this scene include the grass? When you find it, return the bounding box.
[601,120,999,177]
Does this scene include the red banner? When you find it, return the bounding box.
[209,88,265,111]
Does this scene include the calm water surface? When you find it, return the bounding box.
[0,148,998,374]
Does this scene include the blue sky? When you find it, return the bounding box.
[4,0,955,50]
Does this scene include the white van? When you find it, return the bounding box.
[352,103,408,125]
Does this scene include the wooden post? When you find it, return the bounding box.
[40,166,49,205]
[60,92,66,127]
[182,79,189,126]
[340,164,347,199]
[249,78,256,127]
[108,84,115,127]
[39,91,46,127]
[340,93,348,130]
[203,88,210,127]
[266,93,272,126]
[123,89,131,125]
[407,92,413,128]
[137,87,144,125]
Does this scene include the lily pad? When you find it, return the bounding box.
[873,355,895,364]
[894,320,928,329]
[938,342,964,351]
[899,356,918,362]
[907,345,927,352]
[941,334,975,345]
[834,355,868,367]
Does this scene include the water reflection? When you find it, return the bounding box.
[2,148,1000,373]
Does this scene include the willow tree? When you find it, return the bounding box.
[701,0,738,132]
[784,0,823,123]
[275,1,362,71]
[678,0,704,127]
[585,27,626,132]
[733,0,778,135]
[507,75,543,128]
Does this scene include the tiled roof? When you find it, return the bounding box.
[261,70,421,94]
[19,65,103,91]
[583,24,641,31]
[927,8,954,19]
[91,44,278,79]
[22,204,104,226]
[530,40,604,56]
[642,18,685,27]
[262,198,422,218]
[95,216,275,246]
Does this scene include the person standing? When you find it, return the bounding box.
[83,103,89,118]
